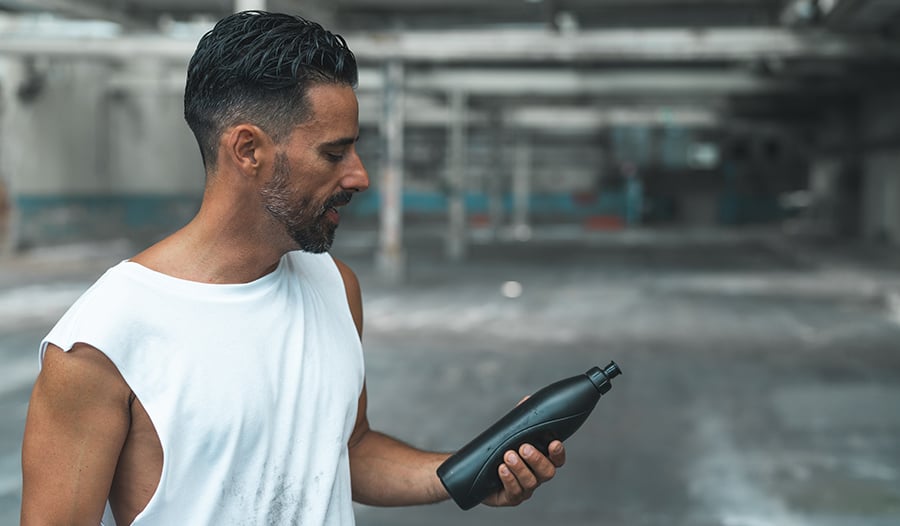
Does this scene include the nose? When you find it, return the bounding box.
[343,151,369,193]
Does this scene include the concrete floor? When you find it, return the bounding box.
[2,225,900,525]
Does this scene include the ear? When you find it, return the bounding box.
[222,124,274,179]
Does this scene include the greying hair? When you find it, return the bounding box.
[183,11,358,169]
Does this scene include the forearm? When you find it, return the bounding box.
[348,429,451,507]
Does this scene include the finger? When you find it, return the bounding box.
[497,462,524,504]
[547,440,567,468]
[505,450,539,493]
[515,395,531,407]
[518,444,556,483]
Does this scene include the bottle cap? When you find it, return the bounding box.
[587,361,621,393]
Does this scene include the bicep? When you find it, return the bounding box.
[21,344,132,525]
[333,257,363,338]
[332,260,370,447]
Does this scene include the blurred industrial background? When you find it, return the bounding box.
[2,0,900,525]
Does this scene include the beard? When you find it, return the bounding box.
[260,153,349,254]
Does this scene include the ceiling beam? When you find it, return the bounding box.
[346,27,900,64]
[357,68,823,96]
[358,92,720,129]
[505,105,721,129]
[0,0,148,29]
[99,64,847,99]
[0,25,896,64]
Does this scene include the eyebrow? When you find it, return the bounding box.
[320,135,360,149]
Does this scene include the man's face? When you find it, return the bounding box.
[259,83,368,253]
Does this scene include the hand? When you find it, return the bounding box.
[481,440,566,507]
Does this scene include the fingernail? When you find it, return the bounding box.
[499,465,510,476]
[506,452,518,465]
[522,445,534,456]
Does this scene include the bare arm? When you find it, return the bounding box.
[347,385,453,506]
[333,258,449,504]
[333,258,565,508]
[21,343,132,525]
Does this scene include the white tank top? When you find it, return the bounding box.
[41,251,364,525]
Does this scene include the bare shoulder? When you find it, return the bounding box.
[21,344,133,524]
[37,343,131,404]
[332,257,363,336]
[26,343,133,445]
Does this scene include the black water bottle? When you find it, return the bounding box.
[436,361,622,510]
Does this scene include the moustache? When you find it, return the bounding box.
[324,191,353,210]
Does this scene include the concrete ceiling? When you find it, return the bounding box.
[0,0,897,133]
[0,0,897,32]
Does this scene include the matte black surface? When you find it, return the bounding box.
[437,364,620,509]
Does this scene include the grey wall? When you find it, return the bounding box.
[0,56,202,248]
[2,53,899,249]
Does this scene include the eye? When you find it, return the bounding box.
[324,152,345,162]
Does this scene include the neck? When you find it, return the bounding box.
[131,183,294,284]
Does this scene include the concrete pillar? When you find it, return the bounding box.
[239,0,337,27]
[859,90,900,243]
[886,169,900,243]
[487,112,505,239]
[882,165,900,242]
[0,56,109,247]
[512,132,532,240]
[235,0,266,12]
[807,156,841,235]
[446,90,468,261]
[834,108,863,238]
[106,58,201,187]
[0,57,23,254]
[111,58,166,192]
[862,152,900,242]
[624,172,643,227]
[376,60,406,283]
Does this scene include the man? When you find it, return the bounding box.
[21,11,564,525]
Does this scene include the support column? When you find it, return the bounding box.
[234,0,266,12]
[376,60,406,283]
[827,106,862,238]
[235,0,337,27]
[0,57,22,255]
[512,131,533,240]
[859,90,900,243]
[807,156,840,235]
[446,90,468,261]
[487,112,505,239]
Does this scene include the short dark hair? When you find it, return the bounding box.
[184,11,358,169]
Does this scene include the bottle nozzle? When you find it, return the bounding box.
[587,361,621,394]
[603,361,622,379]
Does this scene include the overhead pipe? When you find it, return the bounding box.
[0,26,897,63]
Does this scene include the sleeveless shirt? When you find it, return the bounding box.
[40,251,365,525]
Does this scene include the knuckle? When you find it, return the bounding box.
[543,466,556,481]
[550,451,565,467]
[509,463,527,478]
[522,474,539,490]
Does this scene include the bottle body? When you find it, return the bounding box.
[437,362,621,510]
